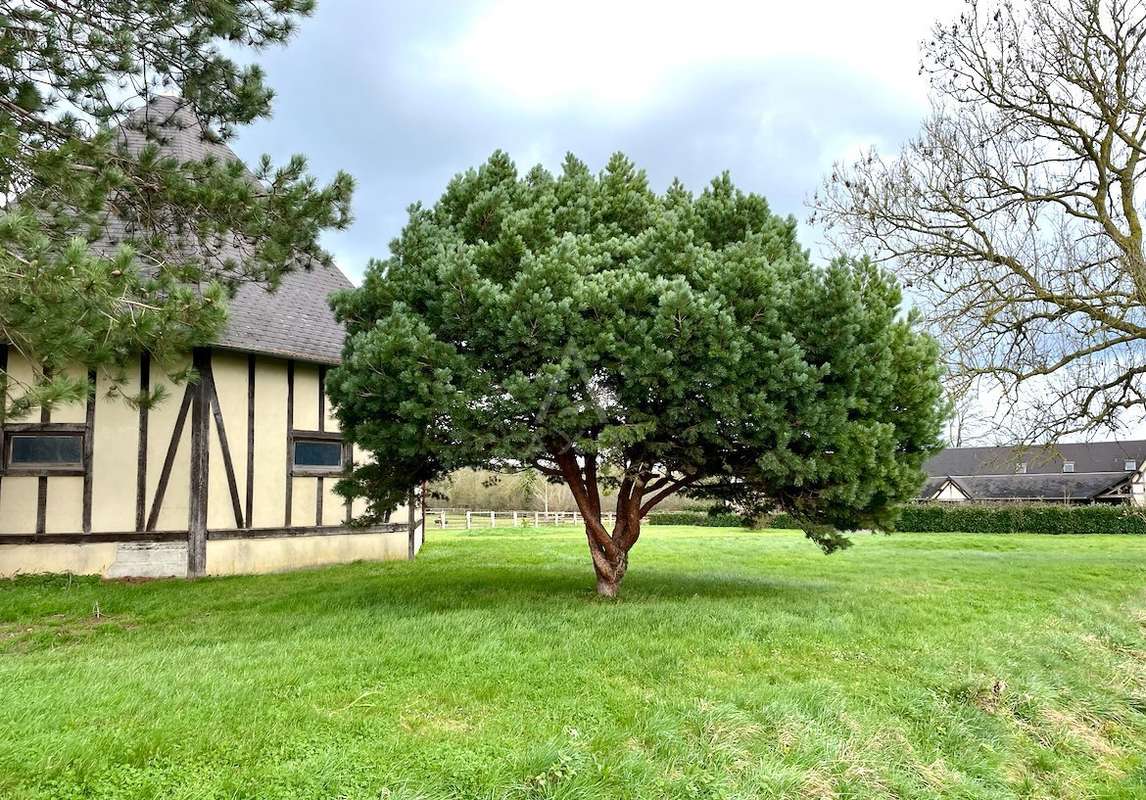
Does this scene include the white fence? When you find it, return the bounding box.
[428,509,613,529]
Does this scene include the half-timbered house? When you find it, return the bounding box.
[0,98,423,578]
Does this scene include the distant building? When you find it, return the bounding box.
[920,441,1146,505]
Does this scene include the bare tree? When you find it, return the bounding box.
[947,386,994,446]
[812,0,1146,439]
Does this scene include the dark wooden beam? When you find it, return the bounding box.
[245,354,255,529]
[343,440,353,524]
[286,429,342,441]
[3,422,88,433]
[0,523,406,546]
[284,359,294,526]
[0,344,7,513]
[81,370,96,534]
[207,522,405,541]
[316,365,325,526]
[135,352,150,532]
[318,366,326,432]
[187,348,211,576]
[36,378,49,536]
[315,477,324,526]
[146,380,193,532]
[407,488,416,560]
[0,531,189,545]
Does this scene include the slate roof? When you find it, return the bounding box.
[99,96,351,365]
[920,441,1146,501]
[947,473,1129,501]
[925,440,1146,476]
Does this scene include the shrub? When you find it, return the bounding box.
[646,512,748,528]
[647,504,1146,535]
[645,511,803,529]
[896,503,1146,535]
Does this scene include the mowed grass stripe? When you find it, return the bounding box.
[1,527,1145,799]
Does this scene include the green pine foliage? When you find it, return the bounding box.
[330,151,947,592]
[0,1,353,413]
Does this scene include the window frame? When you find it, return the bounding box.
[1016,462,1027,474]
[289,429,347,477]
[1,423,89,477]
[1125,459,1138,472]
[1062,461,1075,473]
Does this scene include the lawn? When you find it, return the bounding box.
[2,527,1145,799]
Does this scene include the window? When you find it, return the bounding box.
[4,430,85,473]
[1063,461,1075,473]
[1016,462,1027,474]
[291,433,345,475]
[1126,460,1138,472]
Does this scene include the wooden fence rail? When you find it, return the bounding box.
[427,509,615,529]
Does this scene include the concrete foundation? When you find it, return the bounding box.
[0,525,423,579]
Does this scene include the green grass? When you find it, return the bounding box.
[2,527,1146,799]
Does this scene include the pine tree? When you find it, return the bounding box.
[0,1,353,412]
[329,152,947,596]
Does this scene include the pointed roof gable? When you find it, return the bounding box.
[107,96,351,365]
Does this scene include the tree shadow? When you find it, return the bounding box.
[298,560,833,620]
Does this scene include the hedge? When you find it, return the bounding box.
[647,504,1146,534]
[646,511,747,527]
[894,503,1146,535]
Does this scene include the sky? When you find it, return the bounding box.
[229,0,965,284]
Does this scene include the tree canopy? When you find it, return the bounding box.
[329,152,946,595]
[0,0,353,414]
[813,0,1146,439]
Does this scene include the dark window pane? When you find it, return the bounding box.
[293,440,343,468]
[9,434,83,466]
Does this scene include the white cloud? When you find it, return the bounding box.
[411,0,963,114]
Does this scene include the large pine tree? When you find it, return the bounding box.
[329,152,947,596]
[0,0,353,414]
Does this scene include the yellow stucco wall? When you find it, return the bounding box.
[91,366,141,532]
[44,477,83,534]
[0,542,119,577]
[205,530,409,575]
[290,475,318,527]
[321,478,346,526]
[0,477,38,532]
[249,357,289,528]
[292,363,321,431]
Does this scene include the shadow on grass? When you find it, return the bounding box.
[0,535,833,634]
[220,561,831,624]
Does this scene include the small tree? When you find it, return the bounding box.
[329,153,946,596]
[1,1,353,414]
[812,0,1146,439]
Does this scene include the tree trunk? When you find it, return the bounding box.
[596,571,621,598]
[589,543,628,598]
[548,447,690,597]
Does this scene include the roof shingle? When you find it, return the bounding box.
[920,440,1146,502]
[924,440,1146,476]
[104,96,351,365]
